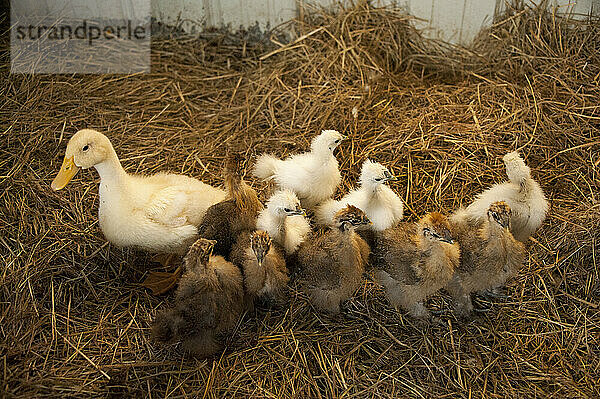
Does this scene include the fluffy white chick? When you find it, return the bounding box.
[253,130,346,209]
[451,152,548,242]
[316,159,403,231]
[256,190,311,255]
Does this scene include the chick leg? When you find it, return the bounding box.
[446,277,474,318]
[453,294,474,317]
[408,301,431,320]
[479,286,511,301]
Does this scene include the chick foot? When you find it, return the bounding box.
[479,287,511,301]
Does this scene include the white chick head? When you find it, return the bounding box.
[311,130,347,153]
[266,190,306,217]
[360,159,396,190]
[52,129,114,190]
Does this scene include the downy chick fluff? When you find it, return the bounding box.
[253,130,346,209]
[316,159,404,231]
[229,230,289,305]
[256,190,311,255]
[451,152,548,242]
[197,153,263,258]
[151,238,244,357]
[372,212,460,320]
[447,201,526,317]
[296,205,371,314]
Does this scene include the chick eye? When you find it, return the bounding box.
[284,208,291,212]
[374,178,382,182]
[82,144,89,152]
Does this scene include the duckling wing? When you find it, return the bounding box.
[145,186,193,227]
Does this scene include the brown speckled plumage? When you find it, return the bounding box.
[230,230,289,306]
[197,153,263,258]
[296,205,371,314]
[447,201,526,317]
[372,212,460,320]
[151,238,245,357]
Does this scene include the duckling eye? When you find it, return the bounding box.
[82,144,89,152]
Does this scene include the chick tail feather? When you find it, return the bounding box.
[253,154,280,181]
[503,152,531,187]
[224,155,244,195]
[225,159,263,214]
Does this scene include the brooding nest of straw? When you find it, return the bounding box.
[1,1,599,397]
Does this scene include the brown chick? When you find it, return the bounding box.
[197,153,263,259]
[151,238,245,357]
[446,201,526,317]
[229,230,289,305]
[296,205,371,314]
[372,212,460,320]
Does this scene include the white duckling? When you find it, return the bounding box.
[316,159,403,231]
[253,130,346,209]
[451,152,548,242]
[51,129,226,293]
[256,190,311,255]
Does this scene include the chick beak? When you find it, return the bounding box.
[341,135,348,141]
[386,175,397,182]
[441,237,454,244]
[51,156,80,191]
[291,208,306,216]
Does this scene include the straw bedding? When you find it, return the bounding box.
[1,1,599,397]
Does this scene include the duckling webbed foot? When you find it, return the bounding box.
[142,266,183,295]
[151,253,177,267]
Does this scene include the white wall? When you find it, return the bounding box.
[12,0,150,21]
[13,0,600,45]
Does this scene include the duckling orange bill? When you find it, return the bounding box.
[51,156,80,190]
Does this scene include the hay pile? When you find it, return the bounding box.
[1,1,599,397]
